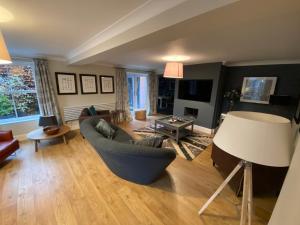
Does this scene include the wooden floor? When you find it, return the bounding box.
[0,119,277,225]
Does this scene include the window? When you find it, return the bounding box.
[0,61,40,124]
[127,72,148,111]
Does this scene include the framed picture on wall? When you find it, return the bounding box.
[100,75,114,94]
[240,77,277,104]
[79,74,98,94]
[55,72,78,95]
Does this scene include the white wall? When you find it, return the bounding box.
[0,120,39,139]
[48,60,116,118]
[0,60,116,140]
[268,131,300,225]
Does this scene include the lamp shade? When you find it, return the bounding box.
[213,111,292,167]
[39,115,58,127]
[163,62,183,78]
[0,31,11,65]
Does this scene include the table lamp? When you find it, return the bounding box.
[199,111,292,225]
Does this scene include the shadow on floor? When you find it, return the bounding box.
[38,130,78,147]
[149,170,176,192]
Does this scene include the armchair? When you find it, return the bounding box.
[0,130,19,163]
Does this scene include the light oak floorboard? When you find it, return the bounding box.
[0,119,276,225]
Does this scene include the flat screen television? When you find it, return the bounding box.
[178,79,213,102]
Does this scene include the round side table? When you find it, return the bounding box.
[27,125,71,152]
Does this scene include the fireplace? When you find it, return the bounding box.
[184,107,198,119]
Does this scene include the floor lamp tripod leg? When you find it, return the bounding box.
[240,163,249,225]
[198,160,244,215]
[240,162,253,225]
[247,163,253,225]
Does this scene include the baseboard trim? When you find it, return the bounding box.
[193,124,214,135]
[15,134,28,142]
[16,122,80,142]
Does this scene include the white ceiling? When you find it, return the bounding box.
[1,0,300,71]
[86,0,300,71]
[0,0,147,58]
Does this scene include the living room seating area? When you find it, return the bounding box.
[1,1,300,224]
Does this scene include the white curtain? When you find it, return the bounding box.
[147,71,158,115]
[34,58,62,124]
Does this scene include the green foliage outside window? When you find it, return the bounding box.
[0,63,40,120]
[0,94,13,116]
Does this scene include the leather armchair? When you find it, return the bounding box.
[0,130,19,163]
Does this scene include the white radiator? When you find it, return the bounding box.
[63,103,115,122]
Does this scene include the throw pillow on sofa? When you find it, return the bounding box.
[81,108,90,116]
[88,105,97,115]
[131,136,164,148]
[95,119,116,139]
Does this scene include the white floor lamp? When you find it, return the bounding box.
[199,111,292,225]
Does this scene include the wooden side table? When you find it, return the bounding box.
[110,110,126,123]
[27,125,71,152]
[135,109,146,120]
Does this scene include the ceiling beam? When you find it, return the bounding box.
[67,0,239,65]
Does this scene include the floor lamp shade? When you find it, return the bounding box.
[214,111,292,167]
[163,62,183,78]
[0,31,12,64]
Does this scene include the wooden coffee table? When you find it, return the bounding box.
[154,115,194,143]
[27,125,71,152]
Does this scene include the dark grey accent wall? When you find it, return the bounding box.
[222,64,300,119]
[173,62,223,129]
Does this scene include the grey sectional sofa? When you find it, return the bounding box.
[80,117,176,184]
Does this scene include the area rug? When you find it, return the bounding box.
[133,125,212,161]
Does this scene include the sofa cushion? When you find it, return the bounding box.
[0,141,13,151]
[0,139,19,159]
[131,136,164,148]
[95,119,115,139]
[81,108,90,116]
[112,127,133,143]
[88,105,97,116]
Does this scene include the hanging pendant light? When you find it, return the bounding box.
[163,62,183,78]
[0,31,12,64]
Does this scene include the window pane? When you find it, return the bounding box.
[8,65,36,91]
[14,93,40,118]
[0,62,40,123]
[0,64,36,92]
[127,72,149,112]
[137,76,148,109]
[127,77,134,111]
[0,93,15,119]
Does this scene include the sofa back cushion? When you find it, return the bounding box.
[95,119,116,139]
[81,108,90,116]
[131,136,164,148]
[88,105,97,115]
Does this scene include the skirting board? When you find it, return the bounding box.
[16,121,80,142]
[16,121,214,141]
[193,124,214,135]
[63,121,214,134]
[15,134,28,142]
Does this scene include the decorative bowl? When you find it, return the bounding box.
[43,126,60,135]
